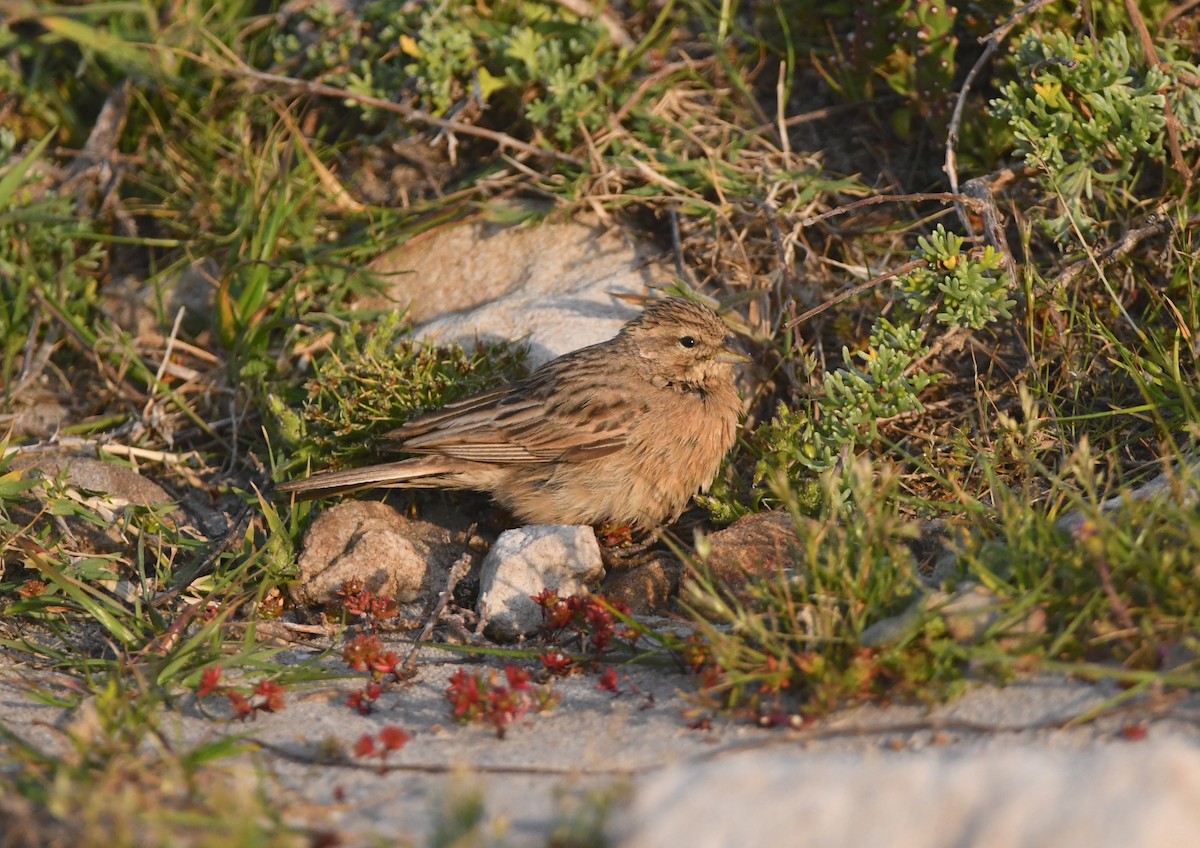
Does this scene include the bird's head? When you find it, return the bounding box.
[621,298,748,390]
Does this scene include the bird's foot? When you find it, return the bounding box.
[597,524,662,570]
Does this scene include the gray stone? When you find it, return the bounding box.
[859,596,926,647]
[477,524,605,640]
[9,452,175,508]
[936,581,1047,643]
[861,582,1048,649]
[619,741,1200,848]
[101,258,218,339]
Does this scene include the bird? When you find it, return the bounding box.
[277,297,745,530]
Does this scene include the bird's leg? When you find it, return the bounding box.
[597,523,663,569]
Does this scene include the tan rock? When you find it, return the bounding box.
[291,501,462,608]
[694,511,799,587]
[3,452,178,559]
[603,555,683,615]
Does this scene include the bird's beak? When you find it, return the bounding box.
[717,345,752,365]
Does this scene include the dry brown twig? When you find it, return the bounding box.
[61,78,133,220]
[1159,0,1200,32]
[785,258,926,329]
[400,537,478,677]
[959,177,1021,286]
[798,192,985,230]
[3,438,206,470]
[140,307,186,441]
[943,0,1058,204]
[1124,0,1193,187]
[271,99,366,213]
[10,308,56,402]
[1051,212,1200,290]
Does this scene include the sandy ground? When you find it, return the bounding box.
[3,641,1200,846]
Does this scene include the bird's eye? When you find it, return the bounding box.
[678,336,697,348]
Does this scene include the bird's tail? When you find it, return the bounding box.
[275,458,453,500]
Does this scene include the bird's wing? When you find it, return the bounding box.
[385,353,632,464]
[386,386,513,441]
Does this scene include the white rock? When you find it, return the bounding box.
[364,208,664,366]
[416,291,638,368]
[477,525,605,640]
[619,741,1200,848]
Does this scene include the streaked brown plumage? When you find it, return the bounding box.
[277,298,744,529]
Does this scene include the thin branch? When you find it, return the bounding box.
[944,0,1057,232]
[9,308,56,401]
[1050,212,1198,290]
[400,546,476,677]
[3,438,203,466]
[785,259,926,329]
[1096,555,1138,632]
[611,61,695,125]
[960,176,1021,285]
[1160,0,1200,31]
[140,306,186,438]
[775,60,791,155]
[173,45,584,167]
[945,39,1000,203]
[272,101,366,213]
[1124,0,1192,186]
[799,192,984,229]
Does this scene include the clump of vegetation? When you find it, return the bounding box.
[967,442,1200,673]
[0,666,310,847]
[687,461,969,718]
[269,313,528,474]
[678,9,1200,717]
[990,31,1188,241]
[445,665,560,738]
[532,590,641,661]
[761,226,1012,475]
[269,0,634,145]
[0,134,104,390]
[796,0,1015,136]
